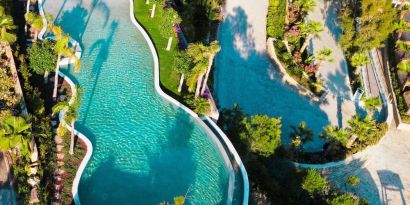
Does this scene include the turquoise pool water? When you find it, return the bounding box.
[44,0,231,204]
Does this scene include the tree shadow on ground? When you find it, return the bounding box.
[214,6,330,151]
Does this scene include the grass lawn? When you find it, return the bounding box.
[134,0,181,97]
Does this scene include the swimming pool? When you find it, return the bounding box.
[44,0,235,204]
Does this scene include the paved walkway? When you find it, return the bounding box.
[307,0,356,128]
[322,129,410,205]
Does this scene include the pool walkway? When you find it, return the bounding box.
[307,0,356,128]
[322,129,410,205]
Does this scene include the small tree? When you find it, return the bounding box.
[301,169,328,195]
[298,21,323,53]
[398,59,410,73]
[350,52,370,68]
[25,12,43,41]
[28,40,57,83]
[192,97,210,115]
[364,97,381,116]
[160,8,181,51]
[347,115,377,146]
[346,175,360,187]
[173,51,193,92]
[294,0,316,14]
[328,193,360,205]
[241,115,281,157]
[323,125,350,148]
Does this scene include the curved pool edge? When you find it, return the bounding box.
[37,1,93,205]
[129,1,249,204]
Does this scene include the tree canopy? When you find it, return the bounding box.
[240,115,281,157]
[28,40,57,75]
[301,168,328,195]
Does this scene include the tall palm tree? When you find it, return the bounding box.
[25,12,43,41]
[0,116,31,158]
[398,59,410,73]
[315,47,333,68]
[350,52,370,68]
[51,26,80,99]
[186,43,209,98]
[200,41,220,95]
[173,51,193,92]
[52,86,82,155]
[0,6,17,44]
[298,21,323,54]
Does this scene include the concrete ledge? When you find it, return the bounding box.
[266,38,320,102]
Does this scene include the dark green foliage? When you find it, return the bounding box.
[328,193,360,205]
[301,169,328,195]
[28,40,57,75]
[241,115,282,157]
[346,175,360,187]
[173,51,193,75]
[267,0,286,39]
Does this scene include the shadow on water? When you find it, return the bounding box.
[77,108,201,204]
[214,6,330,146]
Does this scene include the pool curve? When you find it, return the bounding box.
[39,0,249,204]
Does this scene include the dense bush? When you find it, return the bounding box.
[267,0,286,39]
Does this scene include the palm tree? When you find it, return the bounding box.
[173,51,193,92]
[200,41,220,95]
[186,43,209,98]
[25,12,43,42]
[324,125,350,148]
[347,115,377,147]
[394,20,410,40]
[0,6,17,44]
[298,21,323,54]
[160,8,181,51]
[350,52,370,68]
[193,97,210,115]
[294,0,316,14]
[289,121,313,143]
[0,116,31,158]
[315,47,333,68]
[52,86,82,155]
[364,97,381,117]
[395,40,410,58]
[51,26,80,99]
[398,59,410,73]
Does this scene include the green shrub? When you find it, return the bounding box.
[267,0,286,39]
[302,169,328,195]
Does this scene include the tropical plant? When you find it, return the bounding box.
[186,42,220,98]
[301,169,328,195]
[398,59,410,73]
[346,175,360,187]
[323,125,350,148]
[240,115,281,157]
[315,47,333,68]
[25,12,43,41]
[328,193,360,205]
[0,6,16,44]
[364,97,381,113]
[348,115,377,145]
[51,26,80,99]
[28,40,57,82]
[350,52,370,68]
[0,116,31,158]
[160,8,181,51]
[173,51,193,92]
[298,20,323,53]
[394,19,410,40]
[52,86,82,155]
[0,68,19,108]
[192,97,210,115]
[293,0,316,14]
[199,41,220,95]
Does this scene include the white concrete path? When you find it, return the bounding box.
[322,129,410,205]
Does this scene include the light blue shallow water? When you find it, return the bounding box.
[44,0,231,204]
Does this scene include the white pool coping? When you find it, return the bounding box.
[39,0,249,204]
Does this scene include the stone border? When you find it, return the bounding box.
[129,1,249,204]
[266,37,320,102]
